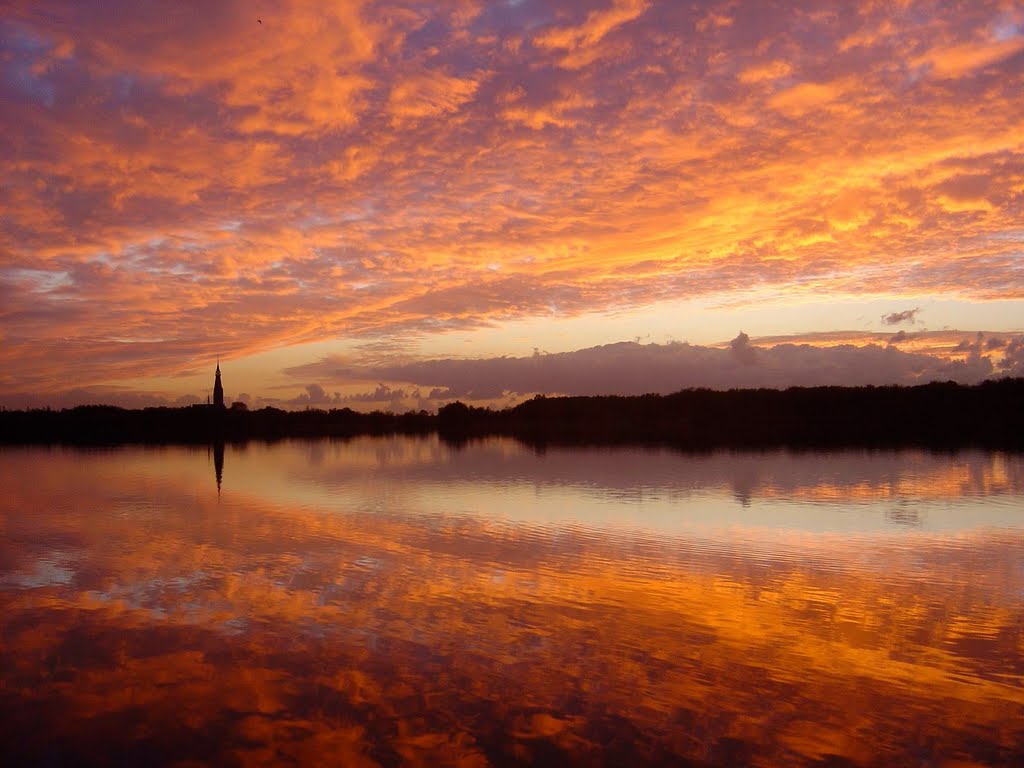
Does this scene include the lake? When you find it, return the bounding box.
[1,438,1021,766]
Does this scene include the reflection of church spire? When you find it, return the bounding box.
[213,441,224,497]
[213,359,225,409]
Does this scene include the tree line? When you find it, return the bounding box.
[1,378,1022,450]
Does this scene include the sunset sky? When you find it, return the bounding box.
[2,0,1022,410]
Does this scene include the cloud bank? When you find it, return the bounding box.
[285,332,1024,406]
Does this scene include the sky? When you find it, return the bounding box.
[1,0,1022,410]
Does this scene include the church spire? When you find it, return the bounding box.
[213,359,225,408]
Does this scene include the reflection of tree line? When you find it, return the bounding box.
[2,378,1023,449]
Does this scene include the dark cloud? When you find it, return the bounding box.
[881,308,921,326]
[955,332,988,358]
[294,383,332,406]
[0,387,199,410]
[729,331,757,365]
[288,333,1023,402]
[280,383,418,410]
[999,337,1024,376]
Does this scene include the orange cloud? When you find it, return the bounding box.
[388,70,482,124]
[0,0,1023,403]
[768,79,851,115]
[913,35,1024,79]
[737,59,792,83]
[533,0,650,52]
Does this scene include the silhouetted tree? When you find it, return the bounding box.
[1,379,1022,450]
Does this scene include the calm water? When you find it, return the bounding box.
[1,438,1022,767]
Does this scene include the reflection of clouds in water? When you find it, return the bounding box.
[82,569,219,623]
[211,440,1024,534]
[1,444,1023,764]
[730,464,763,508]
[886,502,923,527]
[1,519,1021,763]
[0,555,75,589]
[277,438,1024,499]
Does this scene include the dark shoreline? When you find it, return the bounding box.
[2,378,1023,451]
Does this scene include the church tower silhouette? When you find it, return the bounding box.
[213,360,225,408]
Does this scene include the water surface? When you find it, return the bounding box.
[1,438,1022,766]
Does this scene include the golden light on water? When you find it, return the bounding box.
[2,441,1021,765]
